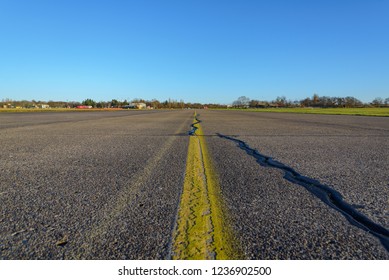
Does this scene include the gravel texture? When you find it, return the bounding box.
[0,110,192,259]
[200,110,389,259]
[2,109,388,260]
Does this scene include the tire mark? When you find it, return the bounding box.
[217,133,389,252]
[74,117,190,259]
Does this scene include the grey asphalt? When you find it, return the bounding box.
[200,110,389,259]
[1,110,388,259]
[0,110,192,259]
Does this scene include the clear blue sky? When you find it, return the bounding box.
[0,0,388,104]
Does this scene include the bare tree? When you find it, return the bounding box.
[233,96,250,108]
[371,97,384,107]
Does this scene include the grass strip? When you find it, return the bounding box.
[216,107,389,117]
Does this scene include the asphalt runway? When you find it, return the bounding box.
[1,110,388,259]
[200,110,389,259]
[0,110,192,259]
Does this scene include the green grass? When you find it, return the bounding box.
[220,107,389,117]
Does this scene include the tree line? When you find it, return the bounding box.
[0,97,221,109]
[1,94,388,109]
[232,94,389,108]
[80,98,218,109]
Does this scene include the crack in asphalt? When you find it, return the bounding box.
[173,114,216,259]
[175,113,239,259]
[188,118,200,135]
[216,133,389,252]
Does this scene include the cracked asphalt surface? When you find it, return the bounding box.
[200,110,389,259]
[1,110,388,259]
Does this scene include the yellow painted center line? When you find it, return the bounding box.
[172,113,240,260]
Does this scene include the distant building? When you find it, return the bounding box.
[134,102,146,109]
[40,104,50,109]
[122,104,136,109]
[136,102,147,109]
[121,103,147,109]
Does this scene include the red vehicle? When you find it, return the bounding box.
[76,105,92,109]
